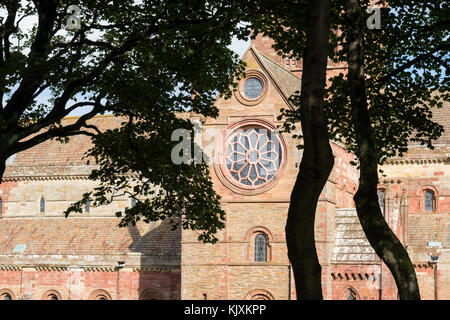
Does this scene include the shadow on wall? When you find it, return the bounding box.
[126,219,181,300]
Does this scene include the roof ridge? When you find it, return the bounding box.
[249,46,301,109]
[251,45,301,81]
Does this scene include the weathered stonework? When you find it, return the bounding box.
[0,36,448,300]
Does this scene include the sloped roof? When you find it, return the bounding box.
[332,209,379,264]
[0,217,180,266]
[382,100,450,162]
[251,46,301,108]
[410,99,450,146]
[408,213,449,250]
[5,115,124,171]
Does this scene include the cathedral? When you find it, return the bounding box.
[0,36,448,300]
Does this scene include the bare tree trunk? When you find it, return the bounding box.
[343,0,420,300]
[285,0,334,300]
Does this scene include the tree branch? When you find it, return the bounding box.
[370,43,450,85]
[3,1,58,119]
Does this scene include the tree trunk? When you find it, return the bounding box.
[285,0,334,300]
[0,159,5,182]
[0,139,11,181]
[343,0,420,300]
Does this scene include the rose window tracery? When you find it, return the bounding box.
[225,126,282,188]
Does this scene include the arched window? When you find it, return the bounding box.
[377,189,385,211]
[344,287,359,300]
[40,197,45,213]
[251,293,272,300]
[254,233,268,262]
[42,290,62,300]
[139,289,163,300]
[89,289,112,300]
[424,190,435,212]
[245,289,274,300]
[84,199,90,213]
[131,197,136,208]
[1,293,11,300]
[0,289,15,300]
[346,292,356,300]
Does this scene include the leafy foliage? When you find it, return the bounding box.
[323,0,449,164]
[0,0,251,167]
[265,0,449,165]
[1,0,258,242]
[65,114,225,243]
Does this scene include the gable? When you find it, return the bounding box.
[241,46,301,109]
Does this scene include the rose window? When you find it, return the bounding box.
[225,126,282,188]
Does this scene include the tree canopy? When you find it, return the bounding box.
[2,0,448,297]
[268,0,449,162]
[0,0,253,176]
[0,0,261,242]
[249,0,449,299]
[325,0,449,165]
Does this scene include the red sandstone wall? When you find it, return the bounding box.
[0,269,180,300]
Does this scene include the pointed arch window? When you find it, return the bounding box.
[424,190,435,212]
[254,233,268,262]
[40,197,45,213]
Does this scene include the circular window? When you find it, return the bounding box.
[234,70,268,106]
[216,120,286,194]
[243,77,263,99]
[226,127,282,187]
